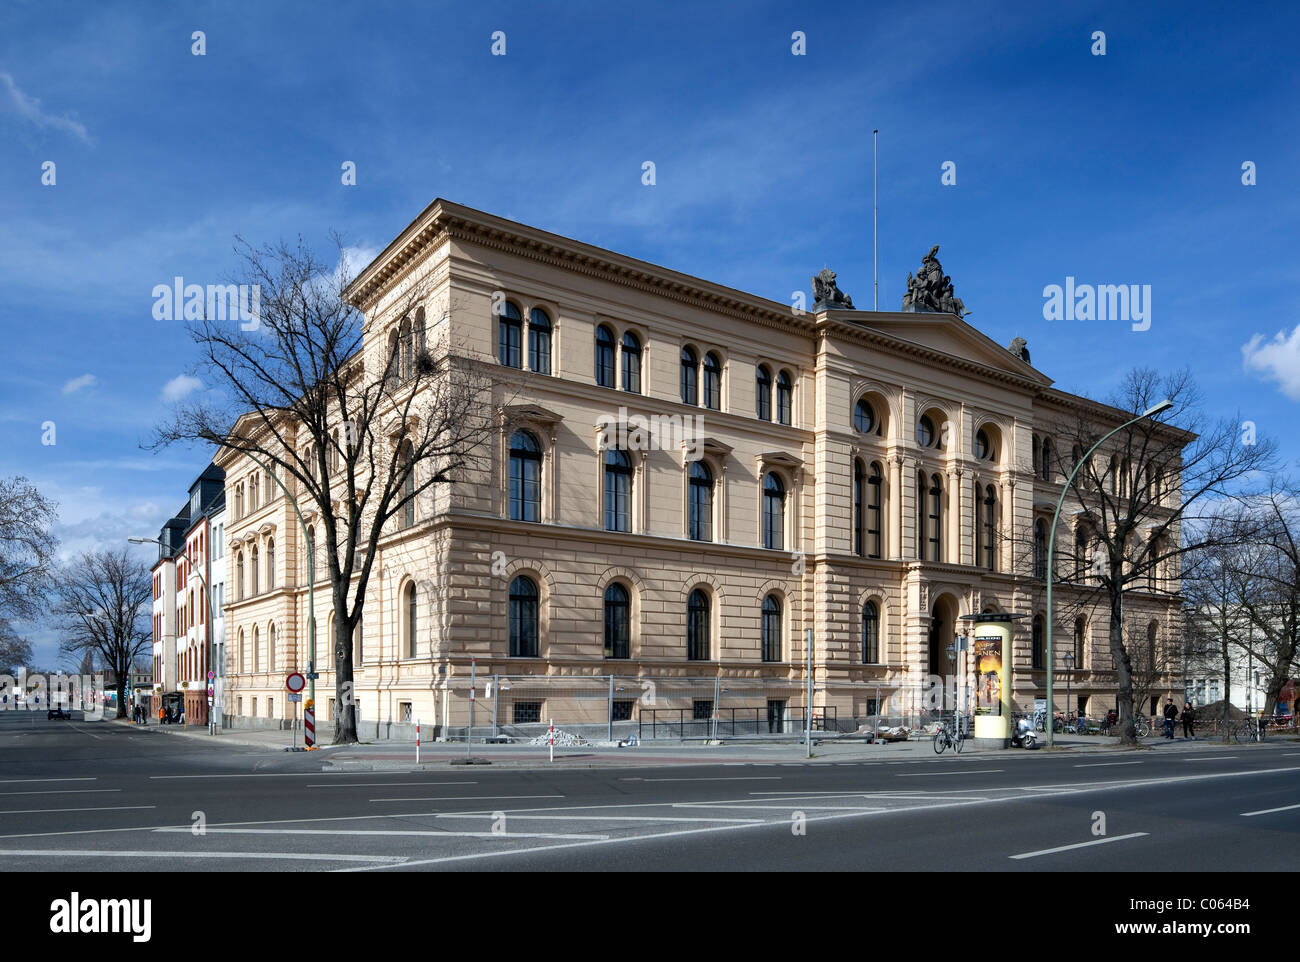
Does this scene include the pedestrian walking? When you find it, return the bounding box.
[1162,697,1178,739]
[1181,702,1196,739]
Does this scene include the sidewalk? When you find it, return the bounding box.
[116,717,1296,771]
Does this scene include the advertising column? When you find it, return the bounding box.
[961,613,1023,749]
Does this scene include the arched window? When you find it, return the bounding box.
[980,484,997,571]
[604,448,632,533]
[354,615,363,667]
[852,460,865,557]
[235,552,244,600]
[414,308,426,364]
[1041,438,1053,481]
[509,430,541,522]
[688,460,713,542]
[252,625,260,673]
[776,371,793,426]
[917,415,936,448]
[1032,434,1040,476]
[762,594,782,662]
[306,525,316,583]
[755,365,772,421]
[687,589,710,661]
[762,473,785,550]
[1073,617,1087,668]
[266,538,275,590]
[916,471,927,561]
[250,546,259,596]
[854,398,877,434]
[974,428,992,461]
[509,576,538,657]
[399,315,414,380]
[862,601,880,664]
[1032,615,1045,669]
[603,583,630,659]
[927,474,944,561]
[867,462,883,559]
[1146,620,1158,666]
[1147,536,1159,590]
[498,301,522,368]
[680,346,698,405]
[268,622,276,671]
[620,331,642,393]
[528,308,551,375]
[703,352,722,411]
[1075,526,1089,579]
[401,444,415,529]
[1033,520,1047,579]
[249,473,259,512]
[595,325,616,388]
[238,628,246,673]
[405,582,418,659]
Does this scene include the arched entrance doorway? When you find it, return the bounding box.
[928,594,959,685]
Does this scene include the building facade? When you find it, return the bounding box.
[217,200,1185,737]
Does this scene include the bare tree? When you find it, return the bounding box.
[55,549,152,718]
[153,236,495,743]
[0,476,59,621]
[1041,368,1273,744]
[1181,535,1250,740]
[0,617,34,676]
[1221,483,1300,717]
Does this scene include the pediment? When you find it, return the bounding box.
[824,310,1052,386]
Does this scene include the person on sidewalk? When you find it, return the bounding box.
[1181,702,1196,739]
[1162,698,1178,739]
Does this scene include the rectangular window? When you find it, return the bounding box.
[513,701,542,725]
[611,700,634,722]
[267,698,274,718]
[251,697,257,717]
[767,699,785,734]
[693,699,713,721]
[399,701,412,722]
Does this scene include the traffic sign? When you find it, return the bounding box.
[285,672,306,693]
[288,692,302,703]
[207,670,215,681]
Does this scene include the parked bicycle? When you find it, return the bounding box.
[933,717,967,754]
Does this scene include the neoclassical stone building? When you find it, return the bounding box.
[216,199,1183,736]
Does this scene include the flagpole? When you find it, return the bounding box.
[873,129,879,311]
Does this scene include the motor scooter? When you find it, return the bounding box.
[1011,714,1037,749]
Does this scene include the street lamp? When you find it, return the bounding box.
[1045,399,1173,746]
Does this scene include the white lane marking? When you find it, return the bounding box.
[68,724,103,740]
[1186,756,1237,761]
[435,813,763,823]
[0,789,120,797]
[1075,762,1142,768]
[675,804,886,812]
[150,773,370,779]
[1010,832,1148,860]
[1241,802,1300,817]
[154,827,609,840]
[0,806,155,815]
[0,848,406,863]
[308,782,477,789]
[0,778,96,785]
[637,777,782,783]
[370,794,564,803]
[897,770,1003,777]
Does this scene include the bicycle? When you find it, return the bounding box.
[933,718,967,754]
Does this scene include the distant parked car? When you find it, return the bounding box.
[47,708,70,720]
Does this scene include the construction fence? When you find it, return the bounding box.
[434,675,981,744]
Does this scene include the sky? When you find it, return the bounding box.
[2,0,1298,666]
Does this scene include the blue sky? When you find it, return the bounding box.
[2,0,1298,665]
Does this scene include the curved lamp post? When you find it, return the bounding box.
[1045,399,1173,747]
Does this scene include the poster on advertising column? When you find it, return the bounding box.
[974,636,1002,715]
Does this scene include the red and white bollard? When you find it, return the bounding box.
[548,717,554,763]
[304,700,316,750]
[416,718,421,764]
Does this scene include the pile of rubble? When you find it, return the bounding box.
[527,728,589,747]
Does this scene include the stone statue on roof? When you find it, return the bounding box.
[812,268,854,310]
[902,245,967,316]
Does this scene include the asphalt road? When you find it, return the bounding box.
[2,709,1297,872]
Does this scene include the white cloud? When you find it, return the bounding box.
[62,373,97,394]
[0,72,91,143]
[161,374,203,403]
[1243,326,1300,400]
